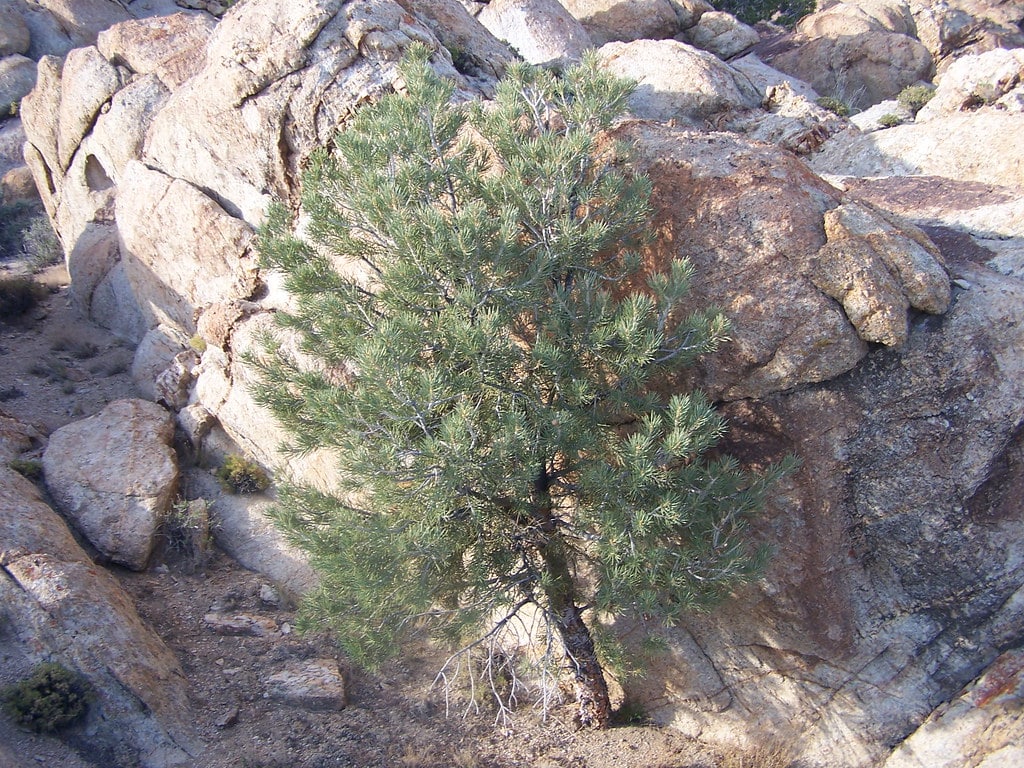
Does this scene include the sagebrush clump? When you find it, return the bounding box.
[216,455,271,494]
[1,662,92,733]
[897,84,935,115]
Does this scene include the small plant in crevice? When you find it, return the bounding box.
[815,96,850,117]
[162,498,216,571]
[1,662,93,733]
[878,113,903,128]
[897,84,935,115]
[8,458,43,480]
[188,334,208,354]
[216,454,271,494]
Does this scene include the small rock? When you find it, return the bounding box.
[258,583,281,607]
[215,707,239,729]
[264,659,347,711]
[203,612,279,637]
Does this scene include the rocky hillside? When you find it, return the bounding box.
[2,1,1023,766]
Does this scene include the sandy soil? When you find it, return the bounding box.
[1,275,727,767]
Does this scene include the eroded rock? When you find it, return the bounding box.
[42,398,178,570]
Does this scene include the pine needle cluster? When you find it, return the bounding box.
[253,45,786,725]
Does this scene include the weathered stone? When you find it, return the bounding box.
[56,46,124,172]
[1,552,201,764]
[767,30,933,110]
[42,398,178,570]
[614,120,867,399]
[132,324,189,402]
[264,659,347,711]
[0,408,41,462]
[730,53,819,100]
[916,48,1024,121]
[1,455,201,765]
[0,54,36,115]
[633,256,1024,767]
[557,0,680,45]
[809,112,1024,190]
[0,467,84,564]
[882,647,1024,768]
[393,0,515,80]
[684,10,759,59]
[0,164,38,204]
[725,81,848,155]
[184,466,318,596]
[478,0,592,65]
[154,350,199,409]
[811,202,950,346]
[0,2,31,57]
[598,39,761,124]
[116,161,258,334]
[97,13,216,91]
[203,612,280,637]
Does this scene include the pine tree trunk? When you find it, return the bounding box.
[539,536,612,727]
[553,601,612,728]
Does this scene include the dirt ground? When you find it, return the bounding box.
[1,269,729,767]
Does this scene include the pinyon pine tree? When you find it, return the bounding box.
[254,45,785,728]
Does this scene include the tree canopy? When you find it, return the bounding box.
[254,45,785,727]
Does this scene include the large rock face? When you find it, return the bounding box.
[42,398,179,570]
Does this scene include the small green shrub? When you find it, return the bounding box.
[897,84,935,115]
[216,455,270,494]
[21,216,62,272]
[0,384,24,402]
[0,275,47,320]
[0,201,38,260]
[878,113,903,128]
[8,459,43,480]
[1,662,92,733]
[188,334,208,354]
[162,498,216,570]
[816,96,850,117]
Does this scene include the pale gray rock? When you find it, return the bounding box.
[1,163,38,204]
[850,98,913,131]
[184,466,318,596]
[916,48,1024,121]
[0,2,30,57]
[97,12,216,91]
[683,10,759,59]
[0,117,24,175]
[42,398,178,570]
[836,175,1024,241]
[264,659,348,710]
[56,46,124,172]
[598,39,761,124]
[731,53,819,100]
[154,350,199,409]
[909,0,976,59]
[0,54,36,116]
[557,0,680,45]
[882,647,1024,768]
[725,81,848,154]
[132,324,189,402]
[116,161,259,334]
[478,0,591,65]
[809,111,1024,190]
[0,467,83,563]
[0,407,41,462]
[393,0,516,80]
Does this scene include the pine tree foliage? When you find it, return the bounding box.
[254,45,786,726]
